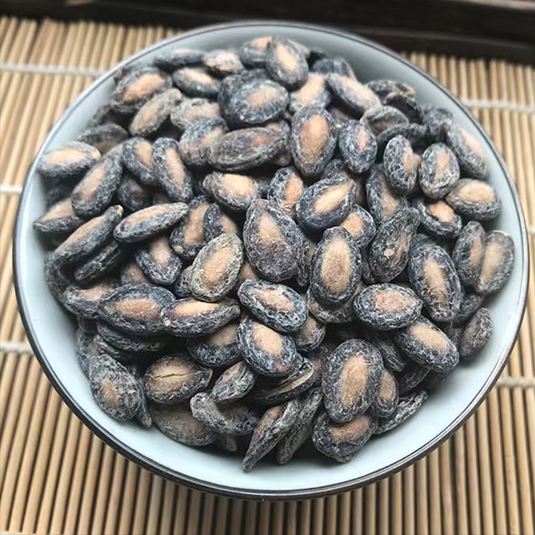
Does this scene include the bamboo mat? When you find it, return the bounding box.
[0,16,534,535]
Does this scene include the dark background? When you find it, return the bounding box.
[2,0,535,62]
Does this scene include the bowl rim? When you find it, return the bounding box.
[14,19,529,500]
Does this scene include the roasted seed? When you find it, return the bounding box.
[375,390,428,434]
[187,322,240,368]
[237,314,299,377]
[413,196,462,239]
[266,166,305,218]
[312,411,376,463]
[422,106,453,142]
[408,241,462,322]
[179,118,228,168]
[121,259,153,286]
[397,361,430,395]
[73,239,123,284]
[134,235,182,285]
[339,206,376,248]
[203,48,244,77]
[154,48,204,72]
[276,387,323,464]
[94,334,137,365]
[418,143,460,199]
[338,120,377,174]
[383,135,418,194]
[453,291,485,325]
[169,196,210,260]
[122,137,156,186]
[225,79,289,126]
[111,66,172,115]
[98,283,175,335]
[97,321,169,353]
[383,91,423,123]
[150,404,216,446]
[211,360,257,403]
[354,283,422,330]
[89,355,141,420]
[322,158,366,205]
[64,279,119,319]
[368,207,420,282]
[362,328,408,372]
[208,127,285,171]
[361,106,409,136]
[296,175,356,231]
[242,399,300,471]
[162,297,240,336]
[312,57,355,78]
[77,124,128,155]
[239,37,274,67]
[117,174,153,212]
[366,79,416,100]
[293,315,326,352]
[394,316,459,373]
[265,38,308,90]
[203,172,262,212]
[446,179,501,221]
[322,339,383,422]
[365,164,409,225]
[376,123,428,156]
[310,227,361,305]
[296,234,316,288]
[459,307,492,359]
[444,122,489,180]
[253,357,316,405]
[289,73,331,113]
[189,233,244,301]
[170,98,221,132]
[52,205,123,266]
[72,147,123,218]
[76,329,100,375]
[451,221,486,286]
[129,88,182,137]
[190,393,259,435]
[306,283,363,324]
[172,67,220,98]
[114,202,188,242]
[475,231,514,294]
[327,74,381,117]
[203,204,240,242]
[290,106,337,177]
[370,368,399,418]
[33,198,84,235]
[38,141,101,179]
[243,199,303,282]
[144,353,212,404]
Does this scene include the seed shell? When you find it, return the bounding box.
[170,98,221,132]
[327,74,381,117]
[189,233,244,302]
[243,200,303,282]
[150,404,216,446]
[265,38,308,90]
[293,315,326,352]
[122,137,156,186]
[339,205,376,248]
[289,73,331,113]
[306,283,363,325]
[212,360,257,403]
[208,127,285,171]
[242,399,300,471]
[64,279,119,319]
[72,147,123,218]
[354,283,422,330]
[96,321,168,353]
[366,79,416,100]
[413,197,462,239]
[459,307,492,359]
[89,355,141,421]
[451,221,486,286]
[38,141,101,179]
[368,207,420,282]
[162,297,240,337]
[310,227,361,305]
[114,202,188,243]
[129,88,182,137]
[397,361,430,395]
[361,106,409,136]
[394,316,459,373]
[179,118,228,168]
[338,120,377,174]
[422,106,453,142]
[408,241,462,322]
[154,48,204,72]
[445,179,501,221]
[190,393,260,436]
[475,231,514,295]
[453,291,485,326]
[290,106,337,177]
[296,175,356,231]
[276,387,323,464]
[203,48,244,76]
[365,165,409,225]
[172,67,220,98]
[236,315,299,377]
[370,368,399,418]
[73,239,123,284]
[418,143,460,199]
[363,328,408,372]
[322,158,366,205]
[376,123,428,156]
[33,198,84,235]
[312,411,376,463]
[77,124,128,155]
[296,234,316,288]
[133,235,182,285]
[444,122,489,180]
[383,135,418,194]
[203,172,262,212]
[144,354,212,404]
[76,329,100,375]
[312,57,355,77]
[117,174,153,212]
[52,205,123,266]
[375,390,428,434]
[203,204,241,242]
[169,196,210,260]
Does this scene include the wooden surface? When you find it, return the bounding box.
[0,17,534,535]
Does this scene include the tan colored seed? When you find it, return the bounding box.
[252,322,283,355]
[183,203,209,246]
[422,259,448,305]
[428,200,455,222]
[275,43,299,73]
[137,140,153,168]
[375,288,412,313]
[461,129,485,158]
[183,68,216,85]
[123,74,165,102]
[75,161,108,201]
[114,298,161,321]
[340,212,364,237]
[320,238,352,294]
[258,212,282,244]
[40,199,75,221]
[201,243,234,289]
[314,182,352,215]
[478,239,502,286]
[331,414,372,442]
[247,86,280,108]
[339,357,368,409]
[300,115,329,161]
[379,371,396,402]
[220,174,257,199]
[456,181,495,203]
[469,236,484,270]
[293,74,324,106]
[254,287,293,313]
[172,300,219,317]
[44,147,91,166]
[208,323,238,347]
[409,322,449,352]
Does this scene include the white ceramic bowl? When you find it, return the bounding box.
[14,21,529,499]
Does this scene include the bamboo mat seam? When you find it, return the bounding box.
[0,16,534,535]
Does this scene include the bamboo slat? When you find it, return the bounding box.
[0,16,534,535]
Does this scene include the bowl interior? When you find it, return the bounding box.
[15,22,528,498]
